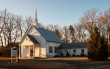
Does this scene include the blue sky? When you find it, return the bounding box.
[0,0,110,26]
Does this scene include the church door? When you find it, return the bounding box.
[30,49,33,57]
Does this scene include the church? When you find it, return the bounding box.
[19,8,88,58]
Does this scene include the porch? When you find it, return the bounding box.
[19,44,40,58]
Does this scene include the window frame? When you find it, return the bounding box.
[81,49,84,54]
[73,49,76,54]
[55,47,58,53]
[49,46,53,53]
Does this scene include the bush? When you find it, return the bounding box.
[61,52,63,57]
[77,55,80,57]
[72,54,76,57]
[66,51,70,57]
[80,53,86,56]
[54,55,59,57]
[0,52,2,56]
[18,59,20,62]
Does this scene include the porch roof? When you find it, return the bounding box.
[27,34,39,44]
[58,42,88,49]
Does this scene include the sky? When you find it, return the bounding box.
[0,0,110,26]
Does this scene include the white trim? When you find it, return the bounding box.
[19,46,20,58]
[33,44,34,58]
[39,44,40,57]
[23,46,25,58]
[29,45,30,58]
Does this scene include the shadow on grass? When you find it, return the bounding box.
[0,59,110,69]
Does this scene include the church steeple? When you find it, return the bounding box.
[34,6,38,23]
[33,5,39,28]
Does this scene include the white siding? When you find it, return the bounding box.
[60,48,87,56]
[46,42,61,57]
[20,36,33,46]
[34,44,40,57]
[30,27,47,58]
[20,26,47,58]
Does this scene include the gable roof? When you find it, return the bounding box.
[19,26,34,46]
[58,42,88,49]
[34,26,63,43]
[27,34,39,44]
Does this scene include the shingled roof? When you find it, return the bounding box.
[58,42,88,49]
[27,34,39,44]
[34,26,63,43]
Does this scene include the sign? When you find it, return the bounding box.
[11,46,18,63]
[11,47,17,56]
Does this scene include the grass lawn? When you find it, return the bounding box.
[0,57,110,69]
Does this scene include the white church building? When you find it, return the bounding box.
[19,9,88,58]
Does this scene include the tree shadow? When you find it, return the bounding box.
[0,59,110,69]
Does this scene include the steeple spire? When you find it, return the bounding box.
[33,5,39,28]
[34,5,38,23]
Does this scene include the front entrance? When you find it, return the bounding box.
[30,49,33,57]
[20,44,40,58]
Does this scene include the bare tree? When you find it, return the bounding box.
[80,9,98,34]
[0,9,30,47]
[24,16,33,32]
[46,24,59,31]
[0,10,4,47]
[62,26,70,43]
[0,9,34,56]
[104,8,110,41]
[15,16,23,40]
[1,9,9,47]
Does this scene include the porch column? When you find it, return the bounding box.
[23,46,24,58]
[23,46,25,58]
[21,46,23,58]
[29,45,30,58]
[19,46,20,58]
[39,44,41,57]
[33,44,34,58]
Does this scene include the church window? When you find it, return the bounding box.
[81,49,84,54]
[73,49,76,54]
[49,46,53,53]
[55,47,58,53]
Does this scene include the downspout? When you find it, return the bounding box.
[46,41,48,58]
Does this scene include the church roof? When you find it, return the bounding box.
[34,26,63,43]
[58,42,88,49]
[27,34,39,44]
